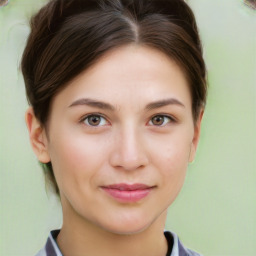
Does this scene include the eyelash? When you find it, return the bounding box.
[79,113,109,127]
[79,113,176,127]
[148,114,176,127]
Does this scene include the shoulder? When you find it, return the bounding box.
[35,230,62,256]
[35,248,47,256]
[164,230,203,256]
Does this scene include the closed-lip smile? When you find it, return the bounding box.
[100,183,155,203]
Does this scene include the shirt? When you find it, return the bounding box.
[35,229,203,256]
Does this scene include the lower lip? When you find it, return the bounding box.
[101,188,152,203]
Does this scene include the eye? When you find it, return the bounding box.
[82,114,108,127]
[148,115,173,126]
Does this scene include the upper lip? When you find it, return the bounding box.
[101,183,154,191]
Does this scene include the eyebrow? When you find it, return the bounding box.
[69,98,115,111]
[145,98,185,110]
[68,97,185,111]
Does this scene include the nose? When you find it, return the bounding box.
[109,125,149,171]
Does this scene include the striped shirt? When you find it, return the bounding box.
[35,230,202,256]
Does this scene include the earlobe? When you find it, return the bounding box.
[25,107,51,163]
[189,110,204,163]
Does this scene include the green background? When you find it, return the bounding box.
[0,0,255,255]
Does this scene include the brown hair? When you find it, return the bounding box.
[21,0,207,195]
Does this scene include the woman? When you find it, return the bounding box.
[21,0,207,255]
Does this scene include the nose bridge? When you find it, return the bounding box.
[110,121,148,171]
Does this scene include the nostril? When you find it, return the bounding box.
[110,153,149,171]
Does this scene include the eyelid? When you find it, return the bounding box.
[79,113,110,126]
[147,114,177,126]
[78,113,177,127]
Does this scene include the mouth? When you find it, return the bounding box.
[100,183,155,203]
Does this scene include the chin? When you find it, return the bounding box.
[99,215,157,236]
[104,224,149,236]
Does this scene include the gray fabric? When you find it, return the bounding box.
[45,237,57,256]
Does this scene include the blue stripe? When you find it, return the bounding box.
[178,239,189,256]
[45,237,57,256]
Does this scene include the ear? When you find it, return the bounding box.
[25,107,51,163]
[189,110,204,163]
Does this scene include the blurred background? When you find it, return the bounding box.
[0,0,255,255]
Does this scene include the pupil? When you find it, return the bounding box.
[89,116,100,125]
[153,116,163,125]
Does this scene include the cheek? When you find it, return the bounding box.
[152,133,191,172]
[149,132,192,194]
[166,142,190,169]
[47,130,109,189]
[155,144,189,206]
[158,146,189,184]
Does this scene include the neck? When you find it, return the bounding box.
[57,201,168,256]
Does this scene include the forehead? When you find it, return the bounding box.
[51,45,192,111]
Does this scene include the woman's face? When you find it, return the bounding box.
[33,45,202,234]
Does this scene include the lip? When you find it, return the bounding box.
[100,183,155,203]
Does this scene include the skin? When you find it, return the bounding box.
[26,45,203,256]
